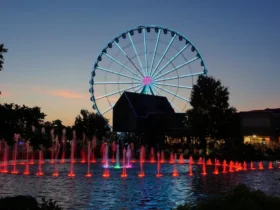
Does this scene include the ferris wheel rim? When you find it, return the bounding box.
[89,25,208,129]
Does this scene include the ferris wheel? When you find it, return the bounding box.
[89,25,208,128]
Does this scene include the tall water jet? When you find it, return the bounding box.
[39,127,45,164]
[52,135,60,177]
[121,148,127,178]
[160,150,165,163]
[126,144,132,168]
[103,142,109,167]
[188,157,193,176]
[91,136,97,163]
[111,141,116,163]
[213,160,219,175]
[11,134,20,174]
[85,141,92,177]
[80,133,86,163]
[100,140,105,163]
[114,144,120,168]
[138,145,145,177]
[189,156,194,164]
[172,154,179,177]
[23,141,30,175]
[201,158,207,175]
[60,128,66,164]
[150,147,155,163]
[156,152,163,177]
[50,129,55,164]
[36,146,44,176]
[102,143,110,178]
[68,130,76,177]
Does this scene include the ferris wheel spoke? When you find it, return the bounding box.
[94,81,141,85]
[134,85,143,93]
[153,86,182,112]
[153,84,190,103]
[114,42,144,78]
[128,33,146,76]
[153,82,192,89]
[96,66,142,81]
[154,72,204,82]
[104,53,142,80]
[143,29,148,76]
[150,34,177,77]
[148,29,161,76]
[95,84,142,100]
[152,44,189,79]
[149,86,155,95]
[154,57,200,80]
[101,104,116,115]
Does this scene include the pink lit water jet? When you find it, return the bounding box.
[243,161,247,171]
[268,161,273,169]
[11,134,19,174]
[206,159,212,165]
[156,152,163,177]
[36,149,44,176]
[52,135,60,177]
[138,146,145,177]
[160,150,165,163]
[2,142,9,173]
[60,130,66,164]
[258,161,264,170]
[169,152,174,164]
[150,147,155,163]
[91,136,97,163]
[111,141,116,163]
[222,160,227,173]
[197,157,203,164]
[80,133,86,163]
[85,141,92,178]
[121,148,127,178]
[23,142,30,175]
[201,158,207,175]
[172,154,179,177]
[178,154,184,164]
[68,131,76,177]
[188,158,193,176]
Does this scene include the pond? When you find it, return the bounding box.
[0,161,280,210]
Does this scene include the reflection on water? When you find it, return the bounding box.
[0,161,280,210]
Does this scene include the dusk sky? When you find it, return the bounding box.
[1,0,279,126]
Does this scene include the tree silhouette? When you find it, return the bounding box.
[186,75,236,153]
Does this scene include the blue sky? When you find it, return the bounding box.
[1,0,279,125]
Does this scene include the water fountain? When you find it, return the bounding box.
[50,129,55,164]
[138,146,145,177]
[68,130,76,177]
[121,148,127,178]
[115,144,121,168]
[23,141,30,175]
[259,161,264,170]
[85,141,92,177]
[250,161,256,170]
[150,147,155,163]
[160,150,165,163]
[172,154,179,177]
[36,146,44,176]
[11,134,20,174]
[201,158,207,175]
[52,135,60,177]
[222,160,227,173]
[169,152,174,164]
[126,144,132,168]
[243,161,247,171]
[156,152,163,177]
[188,157,193,176]
[268,161,273,169]
[178,154,184,164]
[102,143,110,178]
[111,141,116,163]
[80,133,86,163]
[61,129,66,164]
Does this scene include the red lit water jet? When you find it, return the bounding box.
[229,161,234,172]
[156,152,163,177]
[111,141,116,163]
[201,158,207,175]
[160,150,165,163]
[68,132,76,177]
[150,147,155,163]
[243,161,247,171]
[121,148,127,178]
[80,133,86,163]
[188,159,193,176]
[91,136,97,163]
[169,152,174,164]
[259,162,264,170]
[11,135,19,174]
[250,161,256,170]
[197,157,203,164]
[178,154,184,164]
[206,159,212,165]
[36,148,44,176]
[85,141,92,178]
[222,160,227,173]
[138,146,145,177]
[268,161,273,169]
[172,155,179,177]
[213,159,219,175]
[23,141,30,175]
[52,135,60,177]
[2,142,9,173]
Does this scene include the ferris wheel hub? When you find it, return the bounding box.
[142,76,153,86]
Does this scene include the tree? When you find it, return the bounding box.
[186,75,236,153]
[74,109,109,141]
[0,43,8,95]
